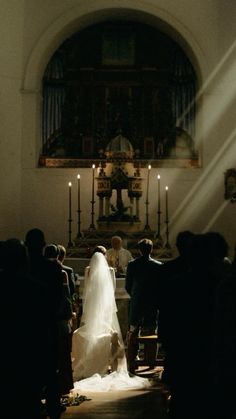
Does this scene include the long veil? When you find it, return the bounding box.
[72,252,151,391]
[81,252,118,336]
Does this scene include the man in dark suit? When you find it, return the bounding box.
[157,230,195,347]
[125,238,162,373]
[25,228,65,419]
[1,238,49,419]
[57,244,75,299]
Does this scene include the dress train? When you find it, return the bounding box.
[71,252,151,392]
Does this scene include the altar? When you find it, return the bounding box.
[64,133,173,336]
[66,133,173,260]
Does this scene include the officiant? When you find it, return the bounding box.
[106,235,133,276]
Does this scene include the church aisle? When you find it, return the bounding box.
[61,370,168,419]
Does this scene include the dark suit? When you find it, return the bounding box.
[28,253,64,419]
[125,255,162,372]
[125,255,162,331]
[1,269,49,419]
[61,263,75,298]
[158,255,189,345]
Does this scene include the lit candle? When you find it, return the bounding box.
[68,182,72,219]
[146,164,151,201]
[92,164,95,203]
[165,186,169,221]
[157,174,161,212]
[77,174,80,212]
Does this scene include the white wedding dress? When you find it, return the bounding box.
[71,252,151,392]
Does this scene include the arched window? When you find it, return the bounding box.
[42,51,65,156]
[40,21,198,167]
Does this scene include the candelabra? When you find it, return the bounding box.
[154,209,163,248]
[77,208,82,237]
[155,174,162,244]
[68,217,73,247]
[77,174,82,237]
[156,207,162,238]
[68,181,73,247]
[165,186,170,248]
[144,164,151,230]
[165,217,171,249]
[89,197,96,230]
[144,198,151,231]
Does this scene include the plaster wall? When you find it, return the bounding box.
[0,0,24,238]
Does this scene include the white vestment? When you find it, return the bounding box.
[106,247,133,274]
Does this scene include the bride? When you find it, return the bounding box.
[71,246,151,392]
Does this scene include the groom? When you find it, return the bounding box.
[125,238,162,373]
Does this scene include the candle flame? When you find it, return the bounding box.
[68,182,72,187]
[157,174,160,179]
[92,164,95,169]
[77,174,80,179]
[165,186,168,190]
[148,164,151,170]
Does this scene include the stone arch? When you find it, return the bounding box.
[22,1,206,93]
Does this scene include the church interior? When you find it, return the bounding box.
[1,1,236,418]
[1,0,236,259]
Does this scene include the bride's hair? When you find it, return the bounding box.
[92,245,107,255]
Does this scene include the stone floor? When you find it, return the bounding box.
[60,367,169,419]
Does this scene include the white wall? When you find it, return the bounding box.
[0,0,24,238]
[0,0,236,258]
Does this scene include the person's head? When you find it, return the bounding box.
[90,248,108,272]
[176,230,195,257]
[92,245,107,256]
[138,238,153,256]
[111,236,122,250]
[57,244,66,263]
[25,228,46,254]
[205,231,229,262]
[2,238,29,274]
[44,243,59,260]
[188,234,209,269]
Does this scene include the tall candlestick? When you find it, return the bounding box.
[157,174,161,213]
[92,164,95,203]
[77,174,82,237]
[77,174,80,212]
[68,182,72,219]
[165,186,169,221]
[165,185,170,249]
[144,165,151,230]
[146,164,151,201]
[156,174,162,239]
[68,182,73,247]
